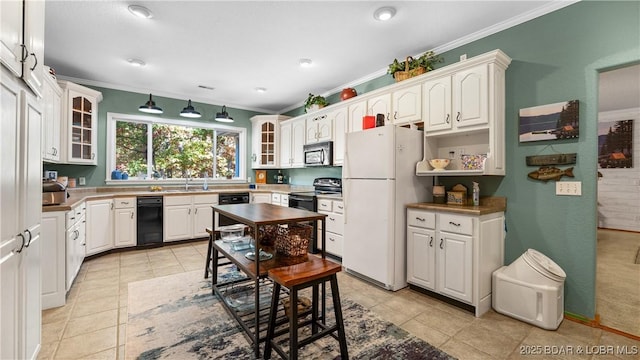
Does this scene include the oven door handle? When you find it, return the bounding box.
[289,196,312,201]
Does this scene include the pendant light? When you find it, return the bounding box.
[180,99,201,118]
[138,93,163,114]
[214,105,234,123]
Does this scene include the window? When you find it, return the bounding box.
[107,112,246,182]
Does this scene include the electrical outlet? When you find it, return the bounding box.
[460,54,467,61]
[78,177,86,186]
[556,181,581,196]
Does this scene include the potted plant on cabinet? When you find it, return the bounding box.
[387,51,443,82]
[304,93,328,113]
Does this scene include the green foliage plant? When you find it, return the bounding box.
[304,93,328,112]
[387,51,443,78]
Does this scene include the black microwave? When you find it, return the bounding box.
[303,141,333,167]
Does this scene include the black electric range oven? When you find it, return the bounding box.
[288,177,342,253]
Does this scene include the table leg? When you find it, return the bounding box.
[253,224,260,358]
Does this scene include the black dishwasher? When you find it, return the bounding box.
[137,196,163,247]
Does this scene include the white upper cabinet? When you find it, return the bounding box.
[423,76,453,132]
[330,107,347,166]
[367,93,391,125]
[280,117,306,168]
[391,84,422,125]
[347,99,367,133]
[42,67,62,162]
[306,112,331,143]
[0,0,24,77]
[251,115,290,169]
[58,80,103,165]
[0,0,44,97]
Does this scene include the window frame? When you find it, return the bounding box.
[106,112,247,185]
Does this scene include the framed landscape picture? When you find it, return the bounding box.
[519,100,579,142]
[598,119,633,169]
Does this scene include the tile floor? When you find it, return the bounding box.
[39,240,640,360]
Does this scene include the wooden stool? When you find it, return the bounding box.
[203,227,230,279]
[264,258,348,360]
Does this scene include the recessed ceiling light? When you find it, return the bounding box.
[374,6,396,21]
[127,58,146,67]
[299,58,313,68]
[255,87,267,93]
[128,5,153,19]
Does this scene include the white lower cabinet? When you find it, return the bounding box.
[251,192,271,204]
[41,211,66,309]
[164,194,218,242]
[65,202,86,291]
[406,207,504,317]
[85,199,113,256]
[271,193,289,207]
[317,198,344,258]
[114,197,136,248]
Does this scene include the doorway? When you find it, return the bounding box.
[596,64,640,336]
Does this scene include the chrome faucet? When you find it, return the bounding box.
[184,170,190,191]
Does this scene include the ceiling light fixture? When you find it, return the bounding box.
[128,5,153,19]
[374,6,396,21]
[214,105,234,123]
[299,58,313,68]
[127,58,146,67]
[138,93,163,114]
[179,99,201,118]
[255,87,267,93]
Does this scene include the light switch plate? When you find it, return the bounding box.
[78,177,86,186]
[556,181,581,196]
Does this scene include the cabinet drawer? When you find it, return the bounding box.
[333,200,344,214]
[164,195,192,206]
[281,194,289,205]
[114,197,135,209]
[318,199,332,212]
[66,204,85,228]
[325,232,343,257]
[271,193,281,203]
[438,213,473,235]
[407,209,435,229]
[325,213,344,235]
[193,194,219,205]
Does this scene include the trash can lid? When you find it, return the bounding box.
[524,249,566,282]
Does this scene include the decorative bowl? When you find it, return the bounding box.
[428,158,450,171]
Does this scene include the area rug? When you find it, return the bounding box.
[126,269,455,360]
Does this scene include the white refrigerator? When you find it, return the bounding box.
[343,126,431,290]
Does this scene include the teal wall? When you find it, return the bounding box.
[44,1,639,318]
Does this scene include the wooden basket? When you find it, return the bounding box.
[248,224,279,247]
[394,56,426,82]
[274,224,312,257]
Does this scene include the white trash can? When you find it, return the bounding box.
[492,249,566,330]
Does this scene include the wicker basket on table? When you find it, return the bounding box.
[274,223,313,257]
[393,56,426,82]
[247,224,279,247]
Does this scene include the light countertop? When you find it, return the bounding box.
[406,197,506,215]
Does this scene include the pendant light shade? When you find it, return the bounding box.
[215,105,234,123]
[138,93,163,114]
[180,99,201,118]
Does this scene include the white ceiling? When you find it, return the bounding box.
[44,1,573,114]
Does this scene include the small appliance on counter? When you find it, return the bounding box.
[42,179,68,206]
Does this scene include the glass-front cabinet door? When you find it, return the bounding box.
[250,115,290,169]
[59,81,102,165]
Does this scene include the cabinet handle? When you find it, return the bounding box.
[449,221,461,227]
[110,202,113,210]
[337,205,343,209]
[92,153,95,160]
[387,112,390,122]
[52,147,57,156]
[131,212,134,219]
[329,237,335,242]
[252,154,257,162]
[188,208,191,215]
[70,216,75,221]
[329,217,335,221]
[393,111,398,120]
[29,52,38,71]
[195,208,198,214]
[122,201,129,205]
[24,229,32,247]
[456,112,461,122]
[415,217,425,222]
[440,238,444,249]
[429,236,433,247]
[445,114,450,124]
[15,233,25,253]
